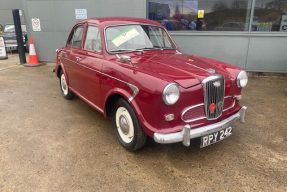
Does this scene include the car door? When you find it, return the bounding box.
[62,25,85,91]
[74,25,104,109]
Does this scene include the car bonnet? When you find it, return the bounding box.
[133,52,232,88]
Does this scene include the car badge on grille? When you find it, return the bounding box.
[213,81,221,87]
[209,103,216,112]
[207,68,215,74]
[217,101,223,109]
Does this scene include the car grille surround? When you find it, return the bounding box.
[223,96,235,111]
[181,96,235,123]
[202,75,225,120]
[182,104,205,122]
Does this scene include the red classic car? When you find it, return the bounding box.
[54,17,248,151]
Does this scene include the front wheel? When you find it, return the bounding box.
[112,98,147,151]
[59,70,74,100]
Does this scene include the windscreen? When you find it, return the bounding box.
[105,25,176,52]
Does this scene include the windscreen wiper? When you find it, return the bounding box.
[137,47,162,51]
[109,49,143,53]
[160,47,176,50]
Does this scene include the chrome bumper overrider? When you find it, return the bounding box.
[153,106,247,146]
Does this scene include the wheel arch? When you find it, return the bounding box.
[56,65,62,78]
[103,89,154,137]
[56,63,70,86]
[104,91,129,118]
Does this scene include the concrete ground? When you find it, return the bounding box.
[0,54,286,191]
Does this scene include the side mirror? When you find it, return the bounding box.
[119,55,131,63]
[116,54,135,68]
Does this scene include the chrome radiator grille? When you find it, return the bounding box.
[202,75,225,120]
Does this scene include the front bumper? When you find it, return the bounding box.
[153,106,247,146]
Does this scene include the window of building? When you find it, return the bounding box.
[148,0,253,31]
[84,26,102,52]
[69,26,83,47]
[252,0,287,32]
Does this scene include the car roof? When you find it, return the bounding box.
[77,17,162,28]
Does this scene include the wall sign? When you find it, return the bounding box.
[0,37,8,59]
[75,9,87,19]
[31,18,41,31]
[198,10,204,18]
[280,15,287,31]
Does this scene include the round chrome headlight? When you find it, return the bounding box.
[237,71,248,88]
[162,83,180,105]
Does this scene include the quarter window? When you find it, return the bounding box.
[69,26,84,47]
[84,26,102,52]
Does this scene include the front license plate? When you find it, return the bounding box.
[200,127,232,148]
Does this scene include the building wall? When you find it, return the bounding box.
[2,0,285,72]
[171,32,287,73]
[21,0,146,62]
[0,0,24,25]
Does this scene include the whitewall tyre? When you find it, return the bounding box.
[113,98,147,151]
[59,70,74,100]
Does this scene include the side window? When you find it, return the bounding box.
[84,26,102,52]
[69,26,84,47]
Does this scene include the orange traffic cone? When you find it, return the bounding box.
[24,37,43,67]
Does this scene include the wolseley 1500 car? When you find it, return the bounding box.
[54,17,248,151]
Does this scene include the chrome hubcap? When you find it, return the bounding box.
[119,115,129,135]
[62,79,67,90]
[61,74,68,95]
[116,107,134,143]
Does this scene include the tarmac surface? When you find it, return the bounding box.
[0,54,287,191]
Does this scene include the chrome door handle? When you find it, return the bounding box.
[76,57,82,61]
